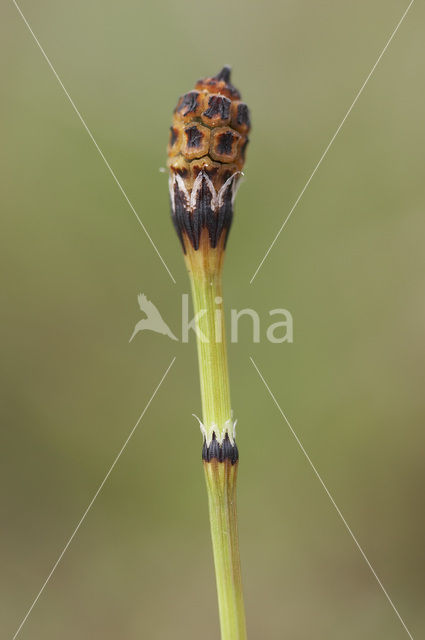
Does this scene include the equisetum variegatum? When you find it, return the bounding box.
[167,66,251,640]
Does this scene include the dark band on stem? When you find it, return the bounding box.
[202,432,239,465]
[171,171,235,251]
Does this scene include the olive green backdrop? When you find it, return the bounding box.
[1,1,424,638]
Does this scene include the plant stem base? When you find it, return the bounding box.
[204,459,247,640]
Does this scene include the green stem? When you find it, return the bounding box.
[204,459,247,640]
[189,271,231,429]
[188,267,247,640]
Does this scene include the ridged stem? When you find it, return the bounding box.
[203,459,246,640]
[185,233,247,640]
[189,270,231,429]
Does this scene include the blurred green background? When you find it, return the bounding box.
[1,1,424,638]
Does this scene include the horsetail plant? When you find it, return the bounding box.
[167,67,250,640]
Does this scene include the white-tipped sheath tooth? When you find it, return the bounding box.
[190,170,218,212]
[218,171,241,208]
[224,418,235,445]
[168,174,176,213]
[192,414,237,447]
[192,414,207,440]
[174,173,191,208]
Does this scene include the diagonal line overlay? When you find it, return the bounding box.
[12,0,176,284]
[12,356,176,640]
[250,356,414,639]
[250,0,415,284]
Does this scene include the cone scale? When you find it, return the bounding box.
[167,67,250,639]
